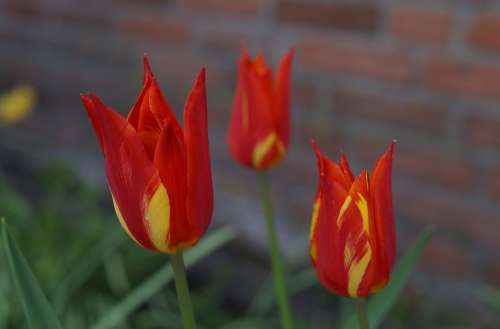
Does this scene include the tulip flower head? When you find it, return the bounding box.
[228,49,294,170]
[309,141,396,298]
[81,56,213,254]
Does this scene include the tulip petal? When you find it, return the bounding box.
[316,161,376,297]
[370,142,396,276]
[339,151,355,183]
[81,94,160,251]
[228,54,278,169]
[127,56,179,160]
[274,49,294,148]
[154,119,190,251]
[183,68,213,238]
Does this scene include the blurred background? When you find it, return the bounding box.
[1,0,500,328]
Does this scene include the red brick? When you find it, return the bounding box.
[4,1,42,18]
[112,0,170,5]
[333,89,448,135]
[200,30,245,51]
[277,1,379,32]
[487,168,500,200]
[423,57,500,99]
[353,138,475,192]
[300,37,412,82]
[463,115,500,147]
[397,192,500,249]
[484,263,500,287]
[398,148,475,192]
[178,0,264,16]
[4,2,109,27]
[391,7,451,45]
[293,81,316,109]
[467,15,500,53]
[423,240,468,277]
[115,16,190,44]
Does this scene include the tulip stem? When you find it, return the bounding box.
[259,171,294,329]
[355,298,369,329]
[171,252,197,329]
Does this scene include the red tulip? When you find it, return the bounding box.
[81,56,213,253]
[309,141,396,297]
[228,49,294,170]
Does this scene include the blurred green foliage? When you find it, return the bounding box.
[0,164,237,329]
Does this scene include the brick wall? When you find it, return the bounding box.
[1,0,499,323]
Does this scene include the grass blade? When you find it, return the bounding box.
[1,218,63,329]
[91,226,235,329]
[53,228,126,311]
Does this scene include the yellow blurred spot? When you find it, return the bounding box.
[144,183,171,253]
[310,198,320,262]
[252,132,285,168]
[0,84,36,125]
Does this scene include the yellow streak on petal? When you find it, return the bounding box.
[252,132,285,168]
[336,195,352,228]
[347,244,372,297]
[112,195,140,245]
[166,236,199,254]
[355,192,370,233]
[144,183,171,253]
[309,198,321,262]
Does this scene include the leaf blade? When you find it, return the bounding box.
[91,226,236,329]
[1,218,63,329]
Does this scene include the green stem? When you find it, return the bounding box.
[171,252,197,329]
[258,171,294,329]
[355,298,369,329]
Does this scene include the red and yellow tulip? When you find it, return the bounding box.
[81,56,213,254]
[309,141,396,298]
[228,49,294,170]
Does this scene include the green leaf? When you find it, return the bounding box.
[342,227,434,329]
[53,228,126,311]
[476,285,500,311]
[1,218,63,329]
[250,267,317,314]
[218,318,272,329]
[91,226,236,329]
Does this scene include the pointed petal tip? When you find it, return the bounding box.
[80,93,96,107]
[310,139,322,158]
[143,54,154,79]
[197,67,206,82]
[387,140,396,155]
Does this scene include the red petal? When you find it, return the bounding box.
[127,55,179,160]
[154,120,189,248]
[316,170,375,297]
[274,49,294,148]
[339,151,355,183]
[228,53,275,168]
[183,68,213,237]
[81,94,158,251]
[370,141,396,277]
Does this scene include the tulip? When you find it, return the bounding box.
[309,141,396,298]
[228,49,293,170]
[81,56,213,254]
